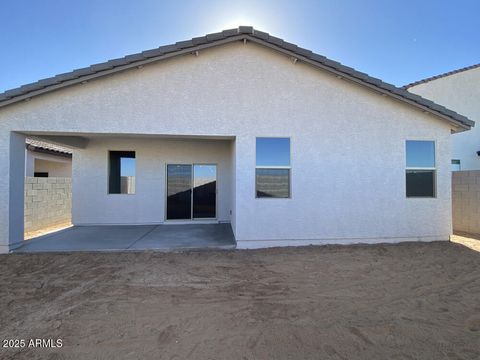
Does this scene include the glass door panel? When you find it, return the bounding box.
[166,165,192,220]
[193,165,217,219]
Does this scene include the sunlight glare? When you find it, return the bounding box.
[215,14,276,33]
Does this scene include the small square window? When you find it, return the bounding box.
[406,140,435,168]
[451,159,461,172]
[256,168,290,198]
[256,138,290,167]
[406,170,435,197]
[109,151,136,194]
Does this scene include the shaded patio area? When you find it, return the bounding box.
[14,223,236,252]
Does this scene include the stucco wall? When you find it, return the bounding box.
[452,171,480,235]
[0,132,24,252]
[407,67,480,170]
[0,40,454,249]
[24,177,71,232]
[26,150,72,177]
[72,137,233,225]
[229,140,237,237]
[35,159,72,177]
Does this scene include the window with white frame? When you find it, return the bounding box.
[255,137,291,198]
[406,140,436,198]
[451,159,461,172]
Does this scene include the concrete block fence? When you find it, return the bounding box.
[452,171,480,235]
[24,177,72,233]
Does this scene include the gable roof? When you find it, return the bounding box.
[403,63,480,89]
[0,26,474,131]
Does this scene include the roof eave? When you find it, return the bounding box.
[0,34,247,109]
[403,63,480,89]
[0,27,474,131]
[244,36,473,132]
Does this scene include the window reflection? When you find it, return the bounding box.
[256,168,290,198]
[405,141,435,198]
[256,138,290,167]
[166,165,192,220]
[406,141,435,168]
[193,165,216,218]
[256,138,291,198]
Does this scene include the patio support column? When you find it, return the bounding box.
[0,131,25,253]
[232,135,252,242]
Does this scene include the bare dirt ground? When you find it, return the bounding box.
[1,240,479,360]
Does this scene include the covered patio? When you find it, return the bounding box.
[0,130,237,253]
[14,223,236,252]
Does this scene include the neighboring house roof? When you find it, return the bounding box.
[26,138,72,156]
[403,63,480,89]
[0,26,474,131]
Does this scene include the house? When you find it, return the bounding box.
[25,138,72,178]
[0,27,474,253]
[405,64,480,235]
[405,64,480,171]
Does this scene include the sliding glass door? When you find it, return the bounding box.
[166,164,216,220]
[166,165,192,220]
[193,165,216,219]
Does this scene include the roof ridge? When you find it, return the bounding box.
[0,26,474,130]
[403,63,480,89]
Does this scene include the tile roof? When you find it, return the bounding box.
[26,138,72,155]
[403,63,480,89]
[0,26,474,131]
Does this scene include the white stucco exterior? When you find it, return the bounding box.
[72,137,233,225]
[0,40,458,251]
[25,150,72,177]
[407,67,480,170]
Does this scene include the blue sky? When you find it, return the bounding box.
[257,138,290,166]
[1,0,479,92]
[406,141,435,168]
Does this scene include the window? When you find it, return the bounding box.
[451,159,461,172]
[256,138,290,198]
[406,141,435,197]
[34,172,48,178]
[109,151,136,194]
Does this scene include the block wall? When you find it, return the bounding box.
[24,177,72,233]
[452,171,480,235]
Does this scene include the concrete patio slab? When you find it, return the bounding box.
[130,223,235,250]
[14,224,236,252]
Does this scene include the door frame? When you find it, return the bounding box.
[164,163,218,222]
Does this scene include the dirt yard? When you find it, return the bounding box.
[1,241,479,360]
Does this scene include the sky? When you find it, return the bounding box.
[1,0,479,92]
[257,138,290,166]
